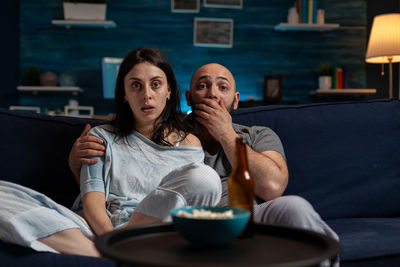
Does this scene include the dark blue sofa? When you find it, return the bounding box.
[0,98,399,266]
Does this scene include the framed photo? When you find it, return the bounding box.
[102,57,123,99]
[263,76,283,102]
[204,0,243,9]
[171,0,199,13]
[194,18,234,48]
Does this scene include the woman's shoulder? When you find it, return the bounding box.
[179,132,201,147]
[89,124,116,140]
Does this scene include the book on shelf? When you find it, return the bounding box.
[296,0,302,23]
[337,67,343,89]
[312,0,317,23]
[301,0,308,23]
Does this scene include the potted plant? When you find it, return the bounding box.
[316,63,333,90]
[24,66,41,86]
[63,0,107,21]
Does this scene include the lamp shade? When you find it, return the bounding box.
[366,13,400,63]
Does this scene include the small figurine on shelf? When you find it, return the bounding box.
[59,72,76,87]
[287,6,299,24]
[317,9,325,24]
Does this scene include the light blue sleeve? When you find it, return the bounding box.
[79,127,109,196]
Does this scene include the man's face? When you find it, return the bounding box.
[186,63,239,113]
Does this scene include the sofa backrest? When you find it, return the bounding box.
[0,108,104,208]
[232,99,400,220]
[2,99,399,219]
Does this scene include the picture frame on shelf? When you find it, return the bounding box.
[171,0,199,13]
[194,18,233,48]
[102,57,123,99]
[203,0,242,9]
[263,76,283,102]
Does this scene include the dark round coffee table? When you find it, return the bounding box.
[95,222,340,267]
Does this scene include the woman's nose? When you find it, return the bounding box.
[143,86,152,100]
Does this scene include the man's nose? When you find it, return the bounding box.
[207,85,218,101]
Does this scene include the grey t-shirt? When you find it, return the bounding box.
[204,123,285,206]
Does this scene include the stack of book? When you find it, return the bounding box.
[332,67,344,89]
[296,0,318,24]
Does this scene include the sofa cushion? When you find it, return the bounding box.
[0,108,104,207]
[232,99,400,220]
[326,217,400,261]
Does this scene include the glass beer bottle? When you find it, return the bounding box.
[228,137,254,223]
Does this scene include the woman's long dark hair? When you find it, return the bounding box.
[109,47,187,146]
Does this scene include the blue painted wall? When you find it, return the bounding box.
[0,0,19,107]
[19,0,366,114]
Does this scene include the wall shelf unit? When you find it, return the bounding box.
[314,89,376,95]
[51,20,116,29]
[17,86,83,96]
[274,23,340,31]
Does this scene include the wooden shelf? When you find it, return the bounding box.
[17,86,83,95]
[52,20,116,29]
[274,23,340,31]
[314,89,376,95]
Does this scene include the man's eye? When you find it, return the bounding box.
[220,85,228,91]
[199,84,207,89]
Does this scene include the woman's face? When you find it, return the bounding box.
[124,62,171,129]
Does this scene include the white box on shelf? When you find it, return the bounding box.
[64,105,94,118]
[63,2,106,21]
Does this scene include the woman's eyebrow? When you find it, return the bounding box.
[150,76,164,80]
[127,75,163,81]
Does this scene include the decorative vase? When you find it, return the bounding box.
[63,2,106,20]
[40,71,58,86]
[319,76,332,90]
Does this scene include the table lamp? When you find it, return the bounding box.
[366,13,400,99]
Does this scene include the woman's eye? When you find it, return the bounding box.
[152,81,161,88]
[132,82,141,89]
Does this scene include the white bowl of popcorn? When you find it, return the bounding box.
[171,206,250,246]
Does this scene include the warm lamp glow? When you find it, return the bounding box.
[366,13,400,98]
[366,13,400,63]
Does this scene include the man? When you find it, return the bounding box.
[69,63,338,241]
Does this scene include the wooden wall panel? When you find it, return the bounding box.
[19,0,366,113]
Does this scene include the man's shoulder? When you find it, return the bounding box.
[232,123,272,135]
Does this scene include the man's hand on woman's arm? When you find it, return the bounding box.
[68,124,106,183]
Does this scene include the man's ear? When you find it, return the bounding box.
[233,92,240,110]
[185,89,192,106]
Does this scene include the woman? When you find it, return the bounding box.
[72,47,222,234]
[0,47,221,256]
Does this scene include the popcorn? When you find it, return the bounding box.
[177,208,234,219]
